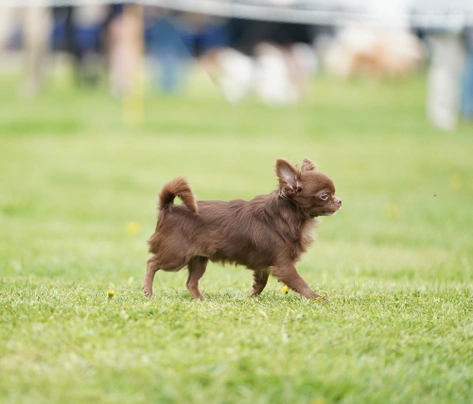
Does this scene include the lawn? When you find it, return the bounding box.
[1,66,473,404]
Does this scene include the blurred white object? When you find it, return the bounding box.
[214,48,255,104]
[255,42,317,106]
[201,42,317,106]
[324,26,423,78]
[254,43,299,105]
[426,33,465,131]
[291,42,318,75]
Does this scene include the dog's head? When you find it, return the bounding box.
[276,157,342,217]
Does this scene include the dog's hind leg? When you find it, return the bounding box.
[250,270,269,297]
[143,256,160,297]
[144,254,190,297]
[186,256,208,300]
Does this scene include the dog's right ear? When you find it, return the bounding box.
[276,158,301,192]
[301,157,317,172]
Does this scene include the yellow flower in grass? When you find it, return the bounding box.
[384,203,401,220]
[108,290,115,299]
[126,221,140,235]
[281,285,289,294]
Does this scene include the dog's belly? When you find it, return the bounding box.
[197,232,277,270]
[206,249,273,270]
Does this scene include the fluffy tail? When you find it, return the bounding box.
[158,177,198,214]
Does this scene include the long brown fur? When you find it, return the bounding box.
[143,158,342,300]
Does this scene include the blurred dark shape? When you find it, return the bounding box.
[146,10,230,93]
[53,4,143,95]
[178,13,230,57]
[230,19,312,55]
[54,5,109,87]
[146,10,189,93]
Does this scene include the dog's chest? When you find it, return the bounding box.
[299,218,316,251]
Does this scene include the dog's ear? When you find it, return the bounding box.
[301,157,317,172]
[276,158,301,192]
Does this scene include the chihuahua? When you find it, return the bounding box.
[143,158,341,300]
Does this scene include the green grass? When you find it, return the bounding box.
[1,67,473,404]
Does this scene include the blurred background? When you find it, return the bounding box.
[1,0,473,130]
[2,4,473,402]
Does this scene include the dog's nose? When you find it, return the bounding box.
[336,198,342,206]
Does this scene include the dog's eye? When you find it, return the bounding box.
[320,194,329,201]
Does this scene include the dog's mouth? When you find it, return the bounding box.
[316,205,342,217]
[310,209,338,218]
[322,210,338,216]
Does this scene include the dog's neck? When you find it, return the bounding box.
[261,191,314,228]
[260,191,316,259]
[275,189,312,221]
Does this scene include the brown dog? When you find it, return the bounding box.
[143,158,341,300]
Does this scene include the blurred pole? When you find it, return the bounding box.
[426,32,465,131]
[121,4,144,127]
[462,28,473,120]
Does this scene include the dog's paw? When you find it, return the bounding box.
[313,296,330,304]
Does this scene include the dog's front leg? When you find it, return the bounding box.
[271,264,322,300]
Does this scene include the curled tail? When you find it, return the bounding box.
[158,177,198,214]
